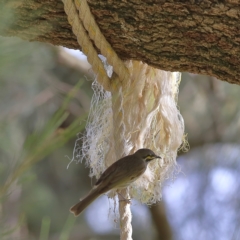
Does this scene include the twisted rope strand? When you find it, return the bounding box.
[118,189,132,240]
[62,0,111,91]
[112,82,133,240]
[63,1,133,238]
[75,0,130,87]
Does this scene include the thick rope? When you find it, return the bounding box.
[63,0,133,238]
[75,0,130,86]
[111,79,133,240]
[63,1,185,239]
[118,189,132,240]
[77,0,133,236]
[62,0,111,91]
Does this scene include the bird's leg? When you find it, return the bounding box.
[117,191,131,204]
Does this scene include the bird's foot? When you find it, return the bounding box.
[118,192,131,204]
[119,199,131,204]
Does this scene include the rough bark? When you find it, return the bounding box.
[0,0,240,85]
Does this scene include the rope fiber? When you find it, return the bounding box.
[63,1,186,239]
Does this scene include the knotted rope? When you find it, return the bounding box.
[63,1,186,239]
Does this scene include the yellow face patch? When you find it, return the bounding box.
[145,155,155,161]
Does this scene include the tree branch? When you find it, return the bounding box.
[1,0,240,85]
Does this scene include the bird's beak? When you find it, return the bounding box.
[155,155,161,159]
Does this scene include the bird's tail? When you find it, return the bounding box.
[70,189,100,216]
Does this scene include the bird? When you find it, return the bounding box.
[70,148,161,216]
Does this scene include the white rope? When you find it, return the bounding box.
[72,61,185,239]
[63,0,186,237]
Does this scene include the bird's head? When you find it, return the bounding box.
[135,148,161,162]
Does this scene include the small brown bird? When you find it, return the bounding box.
[70,148,161,216]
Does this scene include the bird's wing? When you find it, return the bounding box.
[95,157,141,194]
[95,162,118,186]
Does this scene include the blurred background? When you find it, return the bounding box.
[0,36,240,240]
